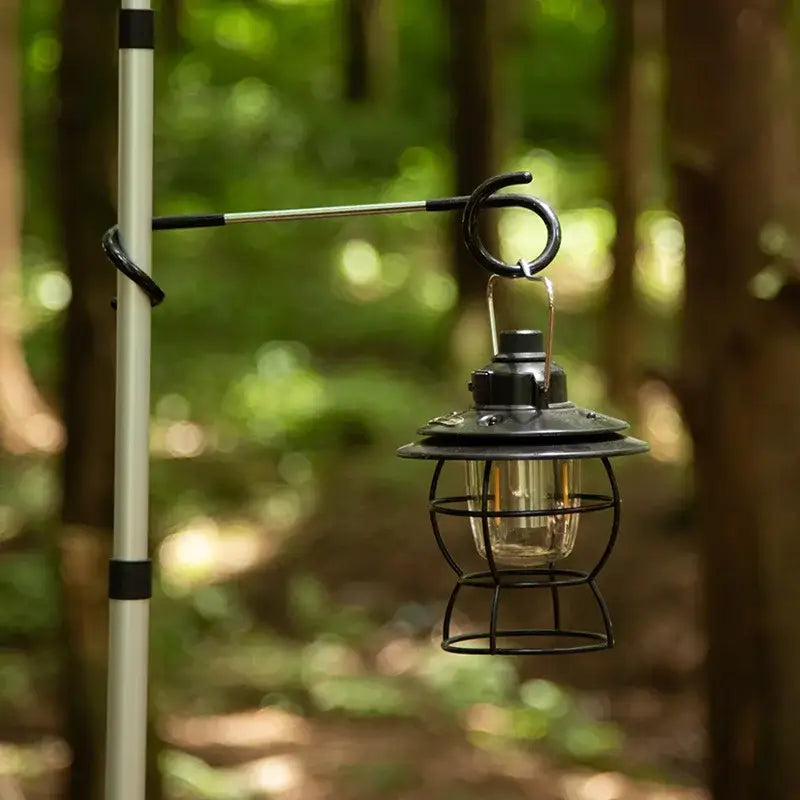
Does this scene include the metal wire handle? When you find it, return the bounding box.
[486,264,555,392]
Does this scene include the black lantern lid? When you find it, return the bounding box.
[397,329,649,461]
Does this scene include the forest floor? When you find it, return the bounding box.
[3,453,707,800]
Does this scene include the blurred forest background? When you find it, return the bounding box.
[2,0,800,798]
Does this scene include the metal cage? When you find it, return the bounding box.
[426,456,621,656]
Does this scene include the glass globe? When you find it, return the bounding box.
[465,459,581,566]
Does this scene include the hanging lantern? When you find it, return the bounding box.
[398,269,648,655]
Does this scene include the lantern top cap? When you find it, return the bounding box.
[495,329,545,361]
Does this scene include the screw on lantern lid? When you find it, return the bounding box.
[494,330,545,362]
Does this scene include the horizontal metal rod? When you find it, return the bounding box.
[152,193,527,231]
[226,199,425,224]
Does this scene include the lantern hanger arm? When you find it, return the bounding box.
[104,170,563,307]
[151,183,545,231]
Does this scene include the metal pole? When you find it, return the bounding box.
[106,2,154,799]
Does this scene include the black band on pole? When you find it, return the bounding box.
[109,560,152,600]
[119,9,155,50]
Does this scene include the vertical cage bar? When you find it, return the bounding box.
[428,461,463,577]
[442,583,461,644]
[588,580,614,646]
[106,3,154,799]
[489,585,501,653]
[588,458,621,580]
[481,460,501,581]
[547,562,562,630]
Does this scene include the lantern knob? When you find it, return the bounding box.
[495,329,545,361]
[469,328,568,407]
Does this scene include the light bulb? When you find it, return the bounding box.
[465,459,581,567]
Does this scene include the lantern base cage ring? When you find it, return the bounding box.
[442,628,609,656]
[440,567,614,655]
[458,567,598,589]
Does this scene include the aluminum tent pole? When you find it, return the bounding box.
[106,3,154,799]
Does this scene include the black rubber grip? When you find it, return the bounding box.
[426,197,469,212]
[108,560,152,600]
[425,195,534,213]
[119,9,154,49]
[152,214,226,230]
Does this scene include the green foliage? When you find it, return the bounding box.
[162,750,257,800]
[508,679,623,764]
[0,552,56,637]
[337,761,420,796]
[288,574,376,643]
[418,652,518,712]
[308,674,414,717]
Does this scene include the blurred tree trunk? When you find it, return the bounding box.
[342,0,395,103]
[0,0,61,454]
[446,0,501,306]
[666,2,800,798]
[603,0,663,410]
[603,0,641,409]
[56,1,162,798]
[445,0,505,365]
[162,0,183,53]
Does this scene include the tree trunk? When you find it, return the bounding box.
[603,0,642,409]
[446,0,501,306]
[162,0,183,53]
[56,2,162,798]
[443,0,506,368]
[666,2,800,798]
[0,0,62,454]
[342,0,395,103]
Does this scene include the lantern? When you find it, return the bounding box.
[397,279,648,655]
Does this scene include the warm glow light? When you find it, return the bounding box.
[22,412,63,452]
[35,271,71,311]
[0,738,70,779]
[572,771,626,800]
[637,212,685,310]
[340,239,381,286]
[244,755,304,794]
[163,708,310,750]
[159,519,273,590]
[638,381,690,464]
[163,420,206,458]
[561,771,704,800]
[161,521,216,574]
[464,703,510,736]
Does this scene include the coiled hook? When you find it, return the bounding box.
[462,171,562,279]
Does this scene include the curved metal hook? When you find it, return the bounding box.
[102,226,165,308]
[462,171,562,279]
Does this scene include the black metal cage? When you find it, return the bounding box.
[425,455,621,656]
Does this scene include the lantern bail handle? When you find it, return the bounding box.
[486,270,555,392]
[462,171,562,279]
